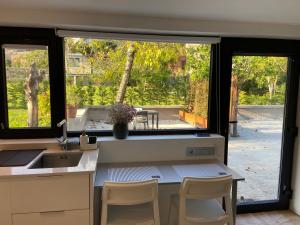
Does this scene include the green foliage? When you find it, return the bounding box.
[7,81,26,109]
[8,109,28,128]
[12,50,48,69]
[63,39,214,121]
[186,44,211,80]
[38,90,51,126]
[232,56,287,104]
[239,91,285,105]
[8,108,50,128]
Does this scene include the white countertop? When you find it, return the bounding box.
[0,148,99,178]
[95,160,244,187]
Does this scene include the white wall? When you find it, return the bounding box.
[1,7,300,39]
[98,134,225,163]
[291,80,300,214]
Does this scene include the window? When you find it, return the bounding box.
[4,45,51,128]
[64,37,214,133]
[0,28,64,138]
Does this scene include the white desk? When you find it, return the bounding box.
[95,161,244,224]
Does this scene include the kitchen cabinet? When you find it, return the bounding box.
[0,180,11,225]
[12,209,89,225]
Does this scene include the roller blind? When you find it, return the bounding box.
[56,30,220,44]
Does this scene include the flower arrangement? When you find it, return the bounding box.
[108,103,136,124]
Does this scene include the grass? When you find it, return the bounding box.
[8,109,51,128]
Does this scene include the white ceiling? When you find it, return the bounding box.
[0,0,299,25]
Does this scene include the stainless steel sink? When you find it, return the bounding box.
[29,152,83,169]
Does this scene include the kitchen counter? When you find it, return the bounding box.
[0,148,99,178]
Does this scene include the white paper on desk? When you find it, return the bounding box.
[173,164,229,178]
[108,166,162,182]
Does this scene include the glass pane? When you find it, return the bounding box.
[4,45,51,128]
[65,38,211,131]
[228,56,288,202]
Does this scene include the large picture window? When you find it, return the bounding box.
[64,37,213,132]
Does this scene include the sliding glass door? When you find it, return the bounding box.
[228,55,288,203]
[220,38,300,212]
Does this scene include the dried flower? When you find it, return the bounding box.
[108,103,137,124]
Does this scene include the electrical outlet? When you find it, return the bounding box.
[186,147,215,156]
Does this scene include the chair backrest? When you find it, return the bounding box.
[102,179,158,205]
[180,175,232,200]
[178,176,233,225]
[136,110,148,117]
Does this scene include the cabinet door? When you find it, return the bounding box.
[11,174,89,213]
[0,180,12,225]
[12,209,89,225]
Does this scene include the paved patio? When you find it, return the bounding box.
[85,119,195,130]
[228,106,283,202]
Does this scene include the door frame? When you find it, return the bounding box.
[219,38,300,213]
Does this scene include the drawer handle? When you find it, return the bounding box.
[40,210,65,214]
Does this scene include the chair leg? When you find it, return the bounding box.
[225,196,234,225]
[153,199,160,225]
[167,199,173,225]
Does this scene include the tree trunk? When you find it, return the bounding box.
[267,76,278,100]
[268,84,274,100]
[116,44,136,103]
[230,74,239,137]
[25,63,45,127]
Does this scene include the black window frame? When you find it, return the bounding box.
[0,28,219,138]
[219,37,300,213]
[0,27,65,138]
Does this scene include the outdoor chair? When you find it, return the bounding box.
[133,110,149,130]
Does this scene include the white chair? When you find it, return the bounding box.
[101,179,160,225]
[168,176,233,225]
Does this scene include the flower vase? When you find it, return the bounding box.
[113,123,128,139]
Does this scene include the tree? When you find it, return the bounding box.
[116,43,136,103]
[24,63,45,127]
[185,44,211,117]
[229,74,239,136]
[232,56,287,101]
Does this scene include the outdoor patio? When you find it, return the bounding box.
[228,105,284,202]
[67,105,197,131]
[85,118,194,130]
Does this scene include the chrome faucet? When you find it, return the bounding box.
[57,119,68,151]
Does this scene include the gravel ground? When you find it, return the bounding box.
[228,109,283,202]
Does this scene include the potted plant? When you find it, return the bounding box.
[66,85,80,118]
[108,103,136,139]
